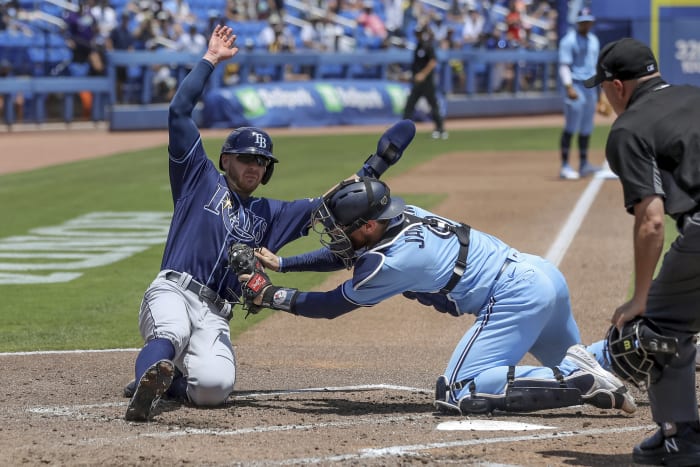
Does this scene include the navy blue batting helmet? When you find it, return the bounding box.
[219,127,278,184]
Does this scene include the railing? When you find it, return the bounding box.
[0,47,561,126]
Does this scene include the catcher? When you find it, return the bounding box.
[230,177,637,416]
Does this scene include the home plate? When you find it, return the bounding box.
[437,420,556,431]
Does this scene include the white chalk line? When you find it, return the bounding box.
[545,174,607,267]
[269,424,657,465]
[24,384,430,419]
[0,348,139,357]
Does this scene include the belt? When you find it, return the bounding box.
[165,271,232,321]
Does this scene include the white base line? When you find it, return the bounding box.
[0,348,139,357]
[274,424,657,465]
[545,175,605,267]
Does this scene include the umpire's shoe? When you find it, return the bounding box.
[125,359,174,422]
[633,422,700,466]
[565,344,637,414]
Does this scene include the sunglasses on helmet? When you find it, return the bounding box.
[236,154,270,167]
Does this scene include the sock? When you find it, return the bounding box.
[578,134,590,164]
[560,131,573,164]
[166,374,189,401]
[134,338,175,382]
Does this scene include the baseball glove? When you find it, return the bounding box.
[597,95,613,117]
[228,243,270,316]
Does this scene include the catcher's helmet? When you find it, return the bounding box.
[605,317,679,388]
[219,127,278,184]
[311,177,405,268]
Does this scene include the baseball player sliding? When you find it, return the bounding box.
[231,178,637,416]
[124,25,416,422]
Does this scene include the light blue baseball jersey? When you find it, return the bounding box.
[558,29,599,82]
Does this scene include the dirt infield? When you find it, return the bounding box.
[1,115,680,466]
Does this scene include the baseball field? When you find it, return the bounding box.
[0,115,688,465]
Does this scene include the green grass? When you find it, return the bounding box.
[0,124,615,351]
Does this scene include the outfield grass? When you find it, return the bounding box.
[0,124,633,351]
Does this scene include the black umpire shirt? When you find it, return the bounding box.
[605,76,700,220]
[411,40,437,79]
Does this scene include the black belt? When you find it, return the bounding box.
[165,271,232,321]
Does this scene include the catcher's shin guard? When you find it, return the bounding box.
[458,366,583,414]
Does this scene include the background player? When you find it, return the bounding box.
[124,26,412,422]
[557,7,605,180]
[233,178,636,416]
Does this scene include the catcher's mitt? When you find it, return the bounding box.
[228,243,270,316]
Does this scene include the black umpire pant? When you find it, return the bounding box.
[403,77,444,133]
[646,210,700,423]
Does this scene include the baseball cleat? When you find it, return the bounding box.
[559,163,580,180]
[579,161,602,177]
[123,379,136,398]
[566,344,637,414]
[125,359,174,422]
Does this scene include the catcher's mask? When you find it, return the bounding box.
[219,127,278,184]
[605,317,679,388]
[311,177,405,268]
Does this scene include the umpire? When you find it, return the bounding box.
[402,24,447,140]
[585,38,700,465]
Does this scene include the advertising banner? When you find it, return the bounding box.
[202,80,442,128]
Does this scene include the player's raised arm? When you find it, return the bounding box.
[168,25,239,160]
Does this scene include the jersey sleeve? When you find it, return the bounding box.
[168,59,214,161]
[558,34,573,65]
[606,127,664,212]
[292,285,360,319]
[280,247,345,272]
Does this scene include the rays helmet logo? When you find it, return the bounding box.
[253,132,268,149]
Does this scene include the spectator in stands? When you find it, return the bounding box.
[90,0,117,47]
[257,14,294,50]
[504,0,523,47]
[106,11,137,103]
[382,0,405,40]
[64,1,104,75]
[356,1,387,40]
[461,6,485,47]
[430,12,449,43]
[163,0,197,26]
[177,24,206,54]
[440,26,466,93]
[64,0,105,118]
[0,59,24,122]
[403,23,447,139]
[300,13,322,50]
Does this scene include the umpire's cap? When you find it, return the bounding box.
[220,127,278,184]
[584,38,658,88]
